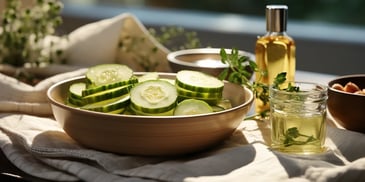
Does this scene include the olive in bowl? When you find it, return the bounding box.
[327,74,365,133]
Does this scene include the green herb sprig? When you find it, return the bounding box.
[283,127,317,147]
[218,48,287,119]
[218,48,318,147]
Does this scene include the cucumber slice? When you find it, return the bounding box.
[120,104,135,115]
[81,94,130,112]
[86,64,133,87]
[107,107,126,114]
[69,82,86,99]
[174,99,213,116]
[216,99,232,110]
[129,105,174,116]
[159,78,175,85]
[67,82,86,106]
[176,85,223,99]
[177,95,220,105]
[83,84,132,104]
[130,80,177,114]
[211,105,225,112]
[66,96,85,107]
[82,77,138,96]
[138,72,159,82]
[176,70,224,93]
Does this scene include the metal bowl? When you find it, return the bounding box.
[47,72,254,156]
[167,48,255,77]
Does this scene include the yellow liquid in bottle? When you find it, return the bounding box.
[255,34,296,113]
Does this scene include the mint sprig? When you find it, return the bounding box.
[218,48,318,147]
[284,127,317,147]
[218,48,287,119]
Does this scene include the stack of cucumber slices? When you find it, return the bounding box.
[175,70,224,104]
[67,64,136,114]
[66,64,232,116]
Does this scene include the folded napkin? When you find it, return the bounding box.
[0,13,170,115]
[0,69,87,115]
[1,13,365,182]
[63,13,170,72]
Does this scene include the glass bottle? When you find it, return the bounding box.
[255,5,296,113]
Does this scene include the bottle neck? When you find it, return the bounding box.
[265,31,287,36]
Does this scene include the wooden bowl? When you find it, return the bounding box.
[327,74,365,133]
[47,72,254,156]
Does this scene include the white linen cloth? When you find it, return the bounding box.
[1,114,365,182]
[1,13,365,182]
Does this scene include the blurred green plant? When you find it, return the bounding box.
[148,26,202,51]
[0,0,64,68]
[119,26,202,72]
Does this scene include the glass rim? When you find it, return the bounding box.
[269,81,328,95]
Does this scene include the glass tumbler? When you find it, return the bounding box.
[269,82,328,154]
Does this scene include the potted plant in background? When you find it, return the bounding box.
[119,25,202,72]
[0,0,204,85]
[0,0,65,85]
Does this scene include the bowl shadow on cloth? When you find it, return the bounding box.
[30,129,251,157]
[31,130,257,176]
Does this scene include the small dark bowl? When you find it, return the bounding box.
[327,74,365,133]
[167,48,254,77]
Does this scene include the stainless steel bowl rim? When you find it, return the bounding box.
[167,48,255,68]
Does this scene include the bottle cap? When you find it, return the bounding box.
[266,5,288,32]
